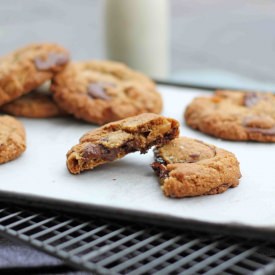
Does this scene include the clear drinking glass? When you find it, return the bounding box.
[103,0,169,78]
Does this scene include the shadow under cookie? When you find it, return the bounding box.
[1,89,66,118]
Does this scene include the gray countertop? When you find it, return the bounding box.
[1,0,275,89]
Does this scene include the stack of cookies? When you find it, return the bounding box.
[0,43,162,164]
[3,42,274,199]
[0,43,70,164]
[0,43,163,121]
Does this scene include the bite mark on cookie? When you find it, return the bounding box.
[67,113,179,174]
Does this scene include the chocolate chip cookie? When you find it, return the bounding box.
[184,90,275,142]
[1,82,66,118]
[0,43,70,106]
[0,115,26,164]
[67,113,179,174]
[151,137,241,198]
[51,61,163,125]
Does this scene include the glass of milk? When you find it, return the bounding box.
[103,0,169,78]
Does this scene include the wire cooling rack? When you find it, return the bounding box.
[0,202,274,274]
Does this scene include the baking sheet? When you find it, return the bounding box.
[1,86,275,236]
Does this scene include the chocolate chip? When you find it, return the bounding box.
[243,93,261,107]
[246,127,275,136]
[122,140,140,153]
[151,154,168,179]
[34,52,68,70]
[151,162,169,179]
[100,137,109,142]
[82,144,101,161]
[82,144,119,162]
[87,83,112,100]
[100,147,119,161]
[142,131,151,138]
[189,153,200,162]
[189,153,200,158]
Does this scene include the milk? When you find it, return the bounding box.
[103,0,169,78]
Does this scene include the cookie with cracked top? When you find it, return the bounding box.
[0,115,26,164]
[1,83,66,118]
[51,61,163,125]
[67,113,179,174]
[184,90,275,142]
[0,43,70,106]
[151,137,241,198]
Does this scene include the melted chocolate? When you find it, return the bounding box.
[87,82,113,100]
[101,147,119,161]
[121,140,139,154]
[34,52,68,70]
[246,126,275,136]
[151,153,169,179]
[188,153,201,162]
[82,144,102,161]
[82,139,139,163]
[151,162,169,179]
[243,93,261,107]
[82,144,118,162]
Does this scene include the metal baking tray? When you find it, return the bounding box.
[0,86,274,240]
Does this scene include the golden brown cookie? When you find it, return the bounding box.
[67,113,179,174]
[51,61,163,125]
[0,43,70,106]
[184,90,275,142]
[151,137,241,198]
[0,115,26,164]
[1,83,66,118]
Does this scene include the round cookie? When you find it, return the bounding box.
[151,137,241,198]
[1,83,66,118]
[184,90,275,142]
[0,43,70,106]
[51,61,163,125]
[0,115,26,164]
